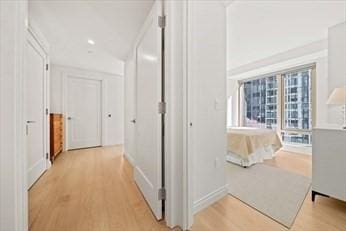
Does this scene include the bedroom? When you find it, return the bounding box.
[192,1,346,230]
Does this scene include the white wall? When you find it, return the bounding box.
[50,64,124,146]
[328,22,346,125]
[0,1,28,230]
[188,1,227,213]
[227,1,345,70]
[227,21,346,128]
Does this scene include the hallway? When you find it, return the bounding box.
[29,146,170,231]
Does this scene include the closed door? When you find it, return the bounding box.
[66,77,102,150]
[26,36,47,188]
[134,1,164,220]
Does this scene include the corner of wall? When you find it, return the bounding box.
[193,184,228,214]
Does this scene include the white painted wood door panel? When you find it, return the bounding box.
[134,1,163,220]
[26,37,47,188]
[66,77,102,150]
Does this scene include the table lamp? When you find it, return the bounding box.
[327,86,346,129]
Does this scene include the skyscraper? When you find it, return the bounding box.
[243,68,312,145]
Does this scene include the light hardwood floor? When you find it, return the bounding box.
[192,151,346,231]
[30,147,346,231]
[29,146,172,231]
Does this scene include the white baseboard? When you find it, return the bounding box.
[193,185,228,214]
[124,153,135,166]
[282,145,312,155]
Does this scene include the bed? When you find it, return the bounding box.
[227,127,282,167]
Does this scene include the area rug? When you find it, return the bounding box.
[226,163,311,228]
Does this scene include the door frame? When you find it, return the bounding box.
[62,73,106,151]
[183,0,194,228]
[26,24,51,171]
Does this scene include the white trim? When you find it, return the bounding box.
[53,64,124,79]
[62,73,104,150]
[124,153,135,166]
[193,185,228,214]
[282,145,312,155]
[180,0,194,229]
[222,0,236,7]
[28,20,50,54]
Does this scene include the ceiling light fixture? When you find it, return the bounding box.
[87,39,95,45]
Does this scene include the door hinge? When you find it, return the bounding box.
[46,153,49,159]
[46,108,49,115]
[158,16,166,28]
[46,64,49,71]
[158,102,166,114]
[158,188,166,200]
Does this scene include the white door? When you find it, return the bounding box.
[26,35,48,188]
[134,1,164,220]
[125,56,137,162]
[66,77,102,150]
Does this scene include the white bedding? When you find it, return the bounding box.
[226,144,277,167]
[227,127,282,167]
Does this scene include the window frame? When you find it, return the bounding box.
[237,64,316,145]
[280,66,316,134]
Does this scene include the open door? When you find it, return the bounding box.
[25,32,49,188]
[134,0,164,220]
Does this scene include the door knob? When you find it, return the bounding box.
[67,117,72,120]
[26,120,36,124]
[131,119,136,124]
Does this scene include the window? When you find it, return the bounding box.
[240,66,314,146]
[243,76,278,130]
[282,68,312,145]
[227,96,233,127]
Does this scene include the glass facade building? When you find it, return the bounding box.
[242,67,312,146]
[282,68,312,145]
[243,76,277,130]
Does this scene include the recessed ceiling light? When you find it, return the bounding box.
[87,39,95,45]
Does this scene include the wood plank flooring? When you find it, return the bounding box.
[30,147,346,231]
[29,146,171,231]
[192,151,346,231]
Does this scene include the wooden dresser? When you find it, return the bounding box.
[50,114,63,162]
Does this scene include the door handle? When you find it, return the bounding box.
[26,120,36,124]
[67,117,72,120]
[131,119,136,124]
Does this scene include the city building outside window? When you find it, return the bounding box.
[240,66,314,147]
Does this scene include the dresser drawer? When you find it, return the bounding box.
[50,114,64,162]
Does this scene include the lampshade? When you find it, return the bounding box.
[327,86,346,105]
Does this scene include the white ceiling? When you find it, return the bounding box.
[227,0,346,71]
[29,0,155,75]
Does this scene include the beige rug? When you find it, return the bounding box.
[226,163,311,228]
